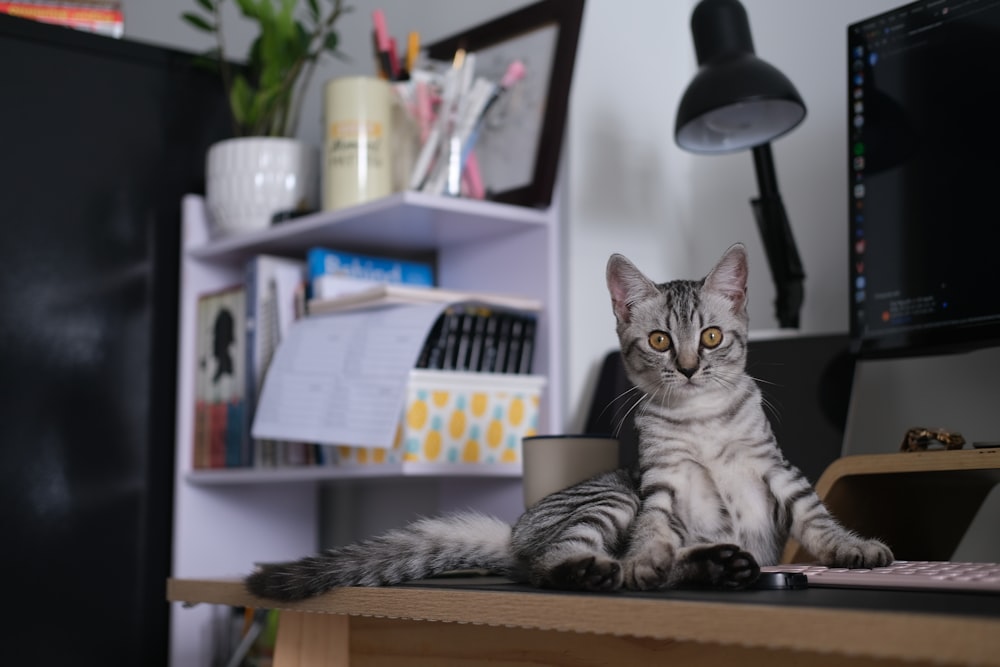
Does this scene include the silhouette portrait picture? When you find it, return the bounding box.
[212,307,235,382]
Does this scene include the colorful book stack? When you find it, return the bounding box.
[306,246,434,300]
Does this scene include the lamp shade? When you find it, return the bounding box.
[675,0,806,154]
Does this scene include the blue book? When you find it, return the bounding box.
[306,247,434,300]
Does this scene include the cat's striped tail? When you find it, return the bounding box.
[245,512,515,601]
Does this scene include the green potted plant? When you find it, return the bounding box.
[183,0,351,237]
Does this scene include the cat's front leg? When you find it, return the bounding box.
[778,469,894,567]
[621,515,678,591]
[798,511,894,568]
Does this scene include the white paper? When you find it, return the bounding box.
[251,303,447,447]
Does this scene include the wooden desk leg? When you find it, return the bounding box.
[273,611,349,667]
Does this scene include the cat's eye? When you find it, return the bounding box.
[701,327,723,349]
[648,331,671,351]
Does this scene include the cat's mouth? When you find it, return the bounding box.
[665,374,701,391]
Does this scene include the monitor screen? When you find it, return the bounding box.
[848,0,1000,357]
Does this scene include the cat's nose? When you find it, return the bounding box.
[677,364,698,379]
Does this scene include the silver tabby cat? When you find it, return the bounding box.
[246,243,893,600]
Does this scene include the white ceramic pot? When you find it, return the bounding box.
[205,137,319,237]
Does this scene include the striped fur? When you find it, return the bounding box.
[245,243,893,600]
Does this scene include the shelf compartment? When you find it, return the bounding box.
[188,370,545,486]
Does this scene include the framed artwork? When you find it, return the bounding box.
[426,0,585,209]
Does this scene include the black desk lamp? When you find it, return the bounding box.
[675,0,807,328]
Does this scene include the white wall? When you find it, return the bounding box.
[563,0,904,427]
[124,0,900,428]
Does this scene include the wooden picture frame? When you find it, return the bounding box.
[426,0,585,209]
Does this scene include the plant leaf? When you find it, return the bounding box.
[181,12,216,33]
[229,74,254,129]
[233,0,259,19]
[323,31,338,53]
[196,0,354,137]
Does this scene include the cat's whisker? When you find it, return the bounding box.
[758,392,782,424]
[607,387,647,436]
[594,385,644,424]
[746,372,780,387]
[614,392,649,436]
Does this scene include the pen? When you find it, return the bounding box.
[372,9,394,80]
[463,150,485,199]
[407,31,421,72]
[410,49,466,191]
[371,30,387,79]
[459,60,526,169]
[388,36,401,80]
[481,60,525,121]
[414,75,433,142]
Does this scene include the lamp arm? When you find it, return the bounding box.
[750,142,805,328]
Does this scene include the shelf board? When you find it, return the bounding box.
[185,462,523,486]
[187,191,550,265]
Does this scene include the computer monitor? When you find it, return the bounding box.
[848,0,1000,358]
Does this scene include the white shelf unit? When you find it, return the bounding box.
[169,192,564,666]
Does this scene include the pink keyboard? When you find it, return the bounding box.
[761,561,1000,593]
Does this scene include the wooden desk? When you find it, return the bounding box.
[168,576,1000,666]
[170,450,1000,666]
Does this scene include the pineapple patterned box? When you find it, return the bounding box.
[336,370,545,471]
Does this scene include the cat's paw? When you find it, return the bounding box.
[681,543,760,589]
[547,555,623,592]
[821,537,894,569]
[622,542,676,591]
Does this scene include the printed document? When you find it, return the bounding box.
[251,303,446,447]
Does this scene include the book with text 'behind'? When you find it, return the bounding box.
[193,284,247,469]
[306,246,435,300]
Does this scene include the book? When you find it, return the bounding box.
[0,1,124,38]
[307,282,541,316]
[193,285,247,469]
[306,246,434,300]
[517,317,537,374]
[245,255,307,468]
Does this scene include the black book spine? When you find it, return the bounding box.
[517,316,537,374]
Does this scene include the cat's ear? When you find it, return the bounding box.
[704,243,749,313]
[606,254,660,323]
